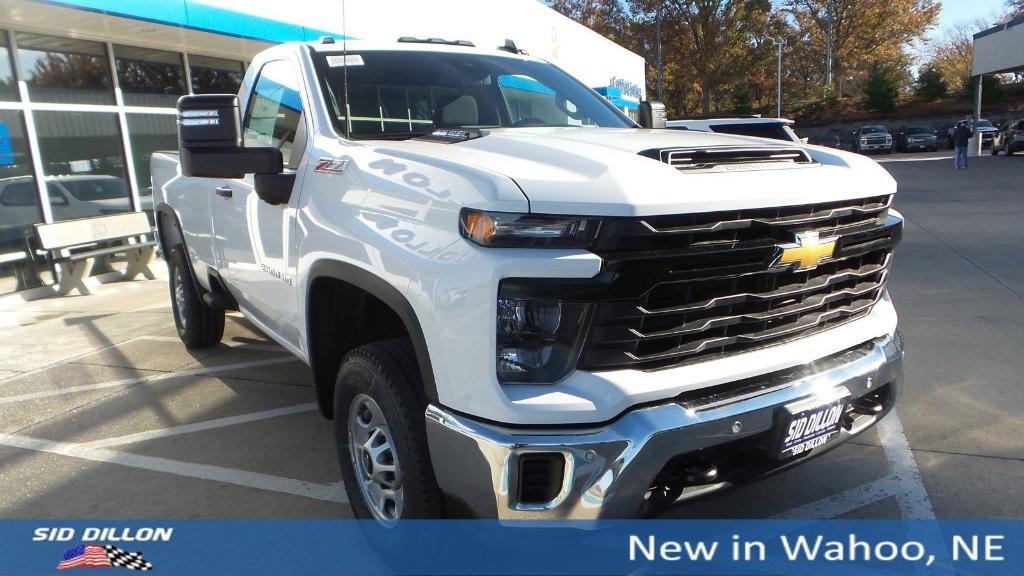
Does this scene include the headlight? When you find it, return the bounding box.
[460,209,601,248]
[496,296,590,383]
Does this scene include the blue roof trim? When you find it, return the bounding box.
[28,0,347,44]
[594,86,637,110]
[609,97,638,110]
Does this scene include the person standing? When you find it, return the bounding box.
[953,120,973,169]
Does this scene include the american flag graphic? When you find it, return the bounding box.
[57,544,153,571]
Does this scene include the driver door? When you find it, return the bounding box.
[211,59,306,347]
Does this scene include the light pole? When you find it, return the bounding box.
[656,0,663,101]
[764,36,785,118]
[825,0,834,90]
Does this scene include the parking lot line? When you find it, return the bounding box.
[774,477,894,519]
[0,432,346,503]
[80,403,319,449]
[877,410,935,520]
[136,335,285,352]
[0,356,298,405]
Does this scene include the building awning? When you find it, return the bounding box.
[972,15,1024,76]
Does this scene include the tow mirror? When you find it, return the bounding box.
[638,100,667,129]
[176,94,282,179]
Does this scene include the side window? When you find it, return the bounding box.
[243,60,304,166]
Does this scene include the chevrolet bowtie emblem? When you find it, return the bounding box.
[777,232,837,271]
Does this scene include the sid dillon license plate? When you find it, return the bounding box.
[777,397,848,459]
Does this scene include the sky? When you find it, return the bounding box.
[916,0,1009,63]
[935,0,1008,30]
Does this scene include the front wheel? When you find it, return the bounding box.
[167,246,224,349]
[334,339,444,522]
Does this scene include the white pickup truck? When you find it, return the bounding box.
[152,38,904,522]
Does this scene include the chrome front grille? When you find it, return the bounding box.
[575,195,901,372]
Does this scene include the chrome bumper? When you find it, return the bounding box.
[425,331,904,519]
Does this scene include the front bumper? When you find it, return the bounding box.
[425,331,903,519]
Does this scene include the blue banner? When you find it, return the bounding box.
[2,520,1020,575]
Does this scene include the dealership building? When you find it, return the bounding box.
[0,0,646,293]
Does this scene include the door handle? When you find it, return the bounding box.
[215,186,233,198]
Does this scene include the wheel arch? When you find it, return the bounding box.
[305,259,439,419]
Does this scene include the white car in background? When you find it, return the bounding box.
[665,117,802,143]
[0,174,141,252]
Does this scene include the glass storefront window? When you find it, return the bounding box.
[126,113,175,220]
[114,45,186,108]
[16,32,114,105]
[0,111,43,294]
[0,31,16,101]
[33,111,130,220]
[189,54,243,95]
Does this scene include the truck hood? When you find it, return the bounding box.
[380,127,896,216]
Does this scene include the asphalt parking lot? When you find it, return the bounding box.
[0,150,1021,520]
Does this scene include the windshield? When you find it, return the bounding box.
[975,120,993,128]
[315,51,633,139]
[905,127,932,135]
[862,126,887,134]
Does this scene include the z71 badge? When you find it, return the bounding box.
[314,158,350,175]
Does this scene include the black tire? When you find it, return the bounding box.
[167,245,225,349]
[334,339,444,521]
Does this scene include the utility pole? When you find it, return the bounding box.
[825,0,834,91]
[656,0,664,101]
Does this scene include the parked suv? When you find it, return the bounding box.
[895,126,937,152]
[992,119,1024,156]
[852,125,892,154]
[153,39,904,521]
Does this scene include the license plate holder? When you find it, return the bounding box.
[775,394,849,459]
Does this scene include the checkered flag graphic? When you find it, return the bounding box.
[104,545,154,571]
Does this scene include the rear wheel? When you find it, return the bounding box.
[334,339,444,523]
[167,246,225,349]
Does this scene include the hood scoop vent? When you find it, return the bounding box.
[640,146,815,172]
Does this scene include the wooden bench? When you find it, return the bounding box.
[34,212,157,296]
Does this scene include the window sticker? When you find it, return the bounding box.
[326,54,364,67]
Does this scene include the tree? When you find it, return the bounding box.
[786,0,940,95]
[913,65,947,100]
[731,82,753,114]
[1008,0,1024,17]
[550,0,630,44]
[926,20,987,95]
[863,61,899,112]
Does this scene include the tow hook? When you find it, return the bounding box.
[850,397,884,415]
[684,463,719,484]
